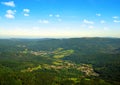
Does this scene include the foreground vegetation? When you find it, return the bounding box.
[0,38,120,85]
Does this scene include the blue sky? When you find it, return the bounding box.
[0,0,120,38]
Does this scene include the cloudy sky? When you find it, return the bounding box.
[0,0,120,38]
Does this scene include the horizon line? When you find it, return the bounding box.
[0,36,120,39]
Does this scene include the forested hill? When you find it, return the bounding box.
[0,37,120,52]
[0,38,120,85]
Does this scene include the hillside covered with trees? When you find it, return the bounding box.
[0,38,120,85]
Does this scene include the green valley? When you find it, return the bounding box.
[0,38,120,85]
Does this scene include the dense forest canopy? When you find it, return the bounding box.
[0,38,120,85]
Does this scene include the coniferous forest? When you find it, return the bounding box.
[0,38,120,85]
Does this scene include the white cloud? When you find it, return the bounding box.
[23,9,30,13]
[103,27,109,30]
[24,14,29,17]
[38,20,49,24]
[55,14,60,18]
[6,10,16,14]
[23,9,30,17]
[112,16,119,19]
[5,14,14,19]
[1,1,15,7]
[80,24,86,28]
[113,20,120,23]
[32,27,40,30]
[58,18,62,22]
[49,14,53,17]
[83,19,94,24]
[5,10,16,19]
[88,26,94,29]
[100,20,106,24]
[96,13,101,16]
